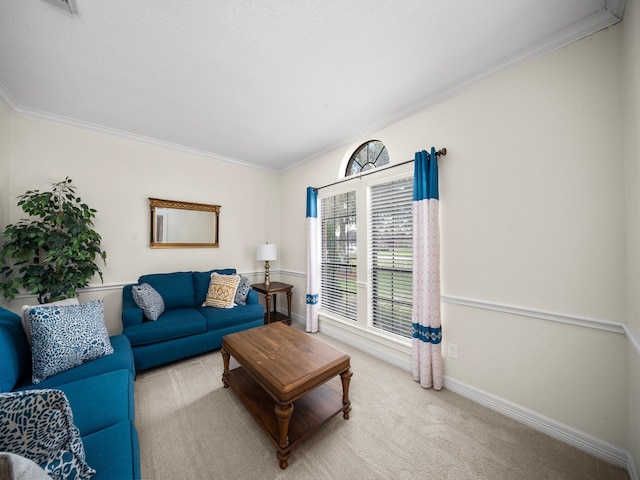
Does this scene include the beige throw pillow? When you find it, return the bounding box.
[204,273,240,308]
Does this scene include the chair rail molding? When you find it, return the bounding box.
[441,294,638,356]
[441,294,626,334]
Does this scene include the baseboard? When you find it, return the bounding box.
[292,311,640,475]
[443,376,631,472]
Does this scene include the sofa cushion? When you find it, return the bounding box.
[132,283,165,321]
[0,308,31,392]
[0,389,95,480]
[198,303,265,330]
[193,269,236,305]
[121,285,144,330]
[123,308,207,346]
[28,300,114,384]
[204,273,240,308]
[246,289,259,305]
[83,420,140,480]
[139,271,195,309]
[234,275,251,305]
[15,334,134,391]
[54,369,134,437]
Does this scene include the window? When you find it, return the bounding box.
[318,142,416,349]
[370,178,414,338]
[346,140,389,176]
[321,192,357,320]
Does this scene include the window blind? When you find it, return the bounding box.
[321,191,357,321]
[370,178,413,338]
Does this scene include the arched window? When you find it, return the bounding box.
[345,140,389,176]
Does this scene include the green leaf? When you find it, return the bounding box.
[0,178,106,302]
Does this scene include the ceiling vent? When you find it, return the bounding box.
[42,0,78,14]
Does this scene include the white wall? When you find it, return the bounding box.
[1,116,281,332]
[623,0,640,474]
[281,24,628,451]
[0,100,10,230]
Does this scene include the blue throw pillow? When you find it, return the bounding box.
[132,283,165,321]
[29,300,114,384]
[234,275,251,305]
[0,389,95,480]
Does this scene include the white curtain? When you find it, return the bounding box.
[305,187,319,333]
[412,148,443,390]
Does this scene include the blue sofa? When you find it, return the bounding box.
[121,269,264,371]
[0,306,140,480]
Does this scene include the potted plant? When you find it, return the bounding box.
[0,177,107,304]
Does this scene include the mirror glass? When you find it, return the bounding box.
[149,198,220,248]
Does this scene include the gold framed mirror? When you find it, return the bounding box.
[149,198,220,248]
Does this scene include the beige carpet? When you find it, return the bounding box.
[134,326,628,480]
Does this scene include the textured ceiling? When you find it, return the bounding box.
[0,1,625,171]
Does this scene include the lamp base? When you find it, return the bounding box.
[264,261,271,286]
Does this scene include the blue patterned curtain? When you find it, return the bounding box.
[306,187,319,332]
[412,148,443,389]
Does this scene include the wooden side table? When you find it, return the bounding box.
[251,282,293,325]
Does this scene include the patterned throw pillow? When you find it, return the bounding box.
[21,297,80,346]
[0,389,95,480]
[28,300,114,384]
[132,283,165,321]
[204,273,240,308]
[234,275,251,306]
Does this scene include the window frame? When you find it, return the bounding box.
[319,191,358,322]
[345,140,390,177]
[369,177,414,340]
[317,164,414,351]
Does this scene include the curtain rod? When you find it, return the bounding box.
[313,147,447,192]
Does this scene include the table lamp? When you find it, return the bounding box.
[257,243,277,286]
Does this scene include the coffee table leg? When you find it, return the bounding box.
[221,347,230,388]
[275,402,294,469]
[340,369,353,419]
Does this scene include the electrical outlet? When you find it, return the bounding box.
[448,343,458,359]
[298,297,303,307]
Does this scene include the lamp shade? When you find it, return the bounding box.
[257,243,277,261]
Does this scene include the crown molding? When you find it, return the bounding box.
[13,105,278,172]
[605,0,627,19]
[284,2,626,172]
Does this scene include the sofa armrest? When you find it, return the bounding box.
[246,289,259,305]
[0,307,31,392]
[121,285,143,328]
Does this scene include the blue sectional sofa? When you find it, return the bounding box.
[122,269,264,371]
[0,306,140,480]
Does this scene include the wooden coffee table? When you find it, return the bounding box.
[221,322,352,469]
